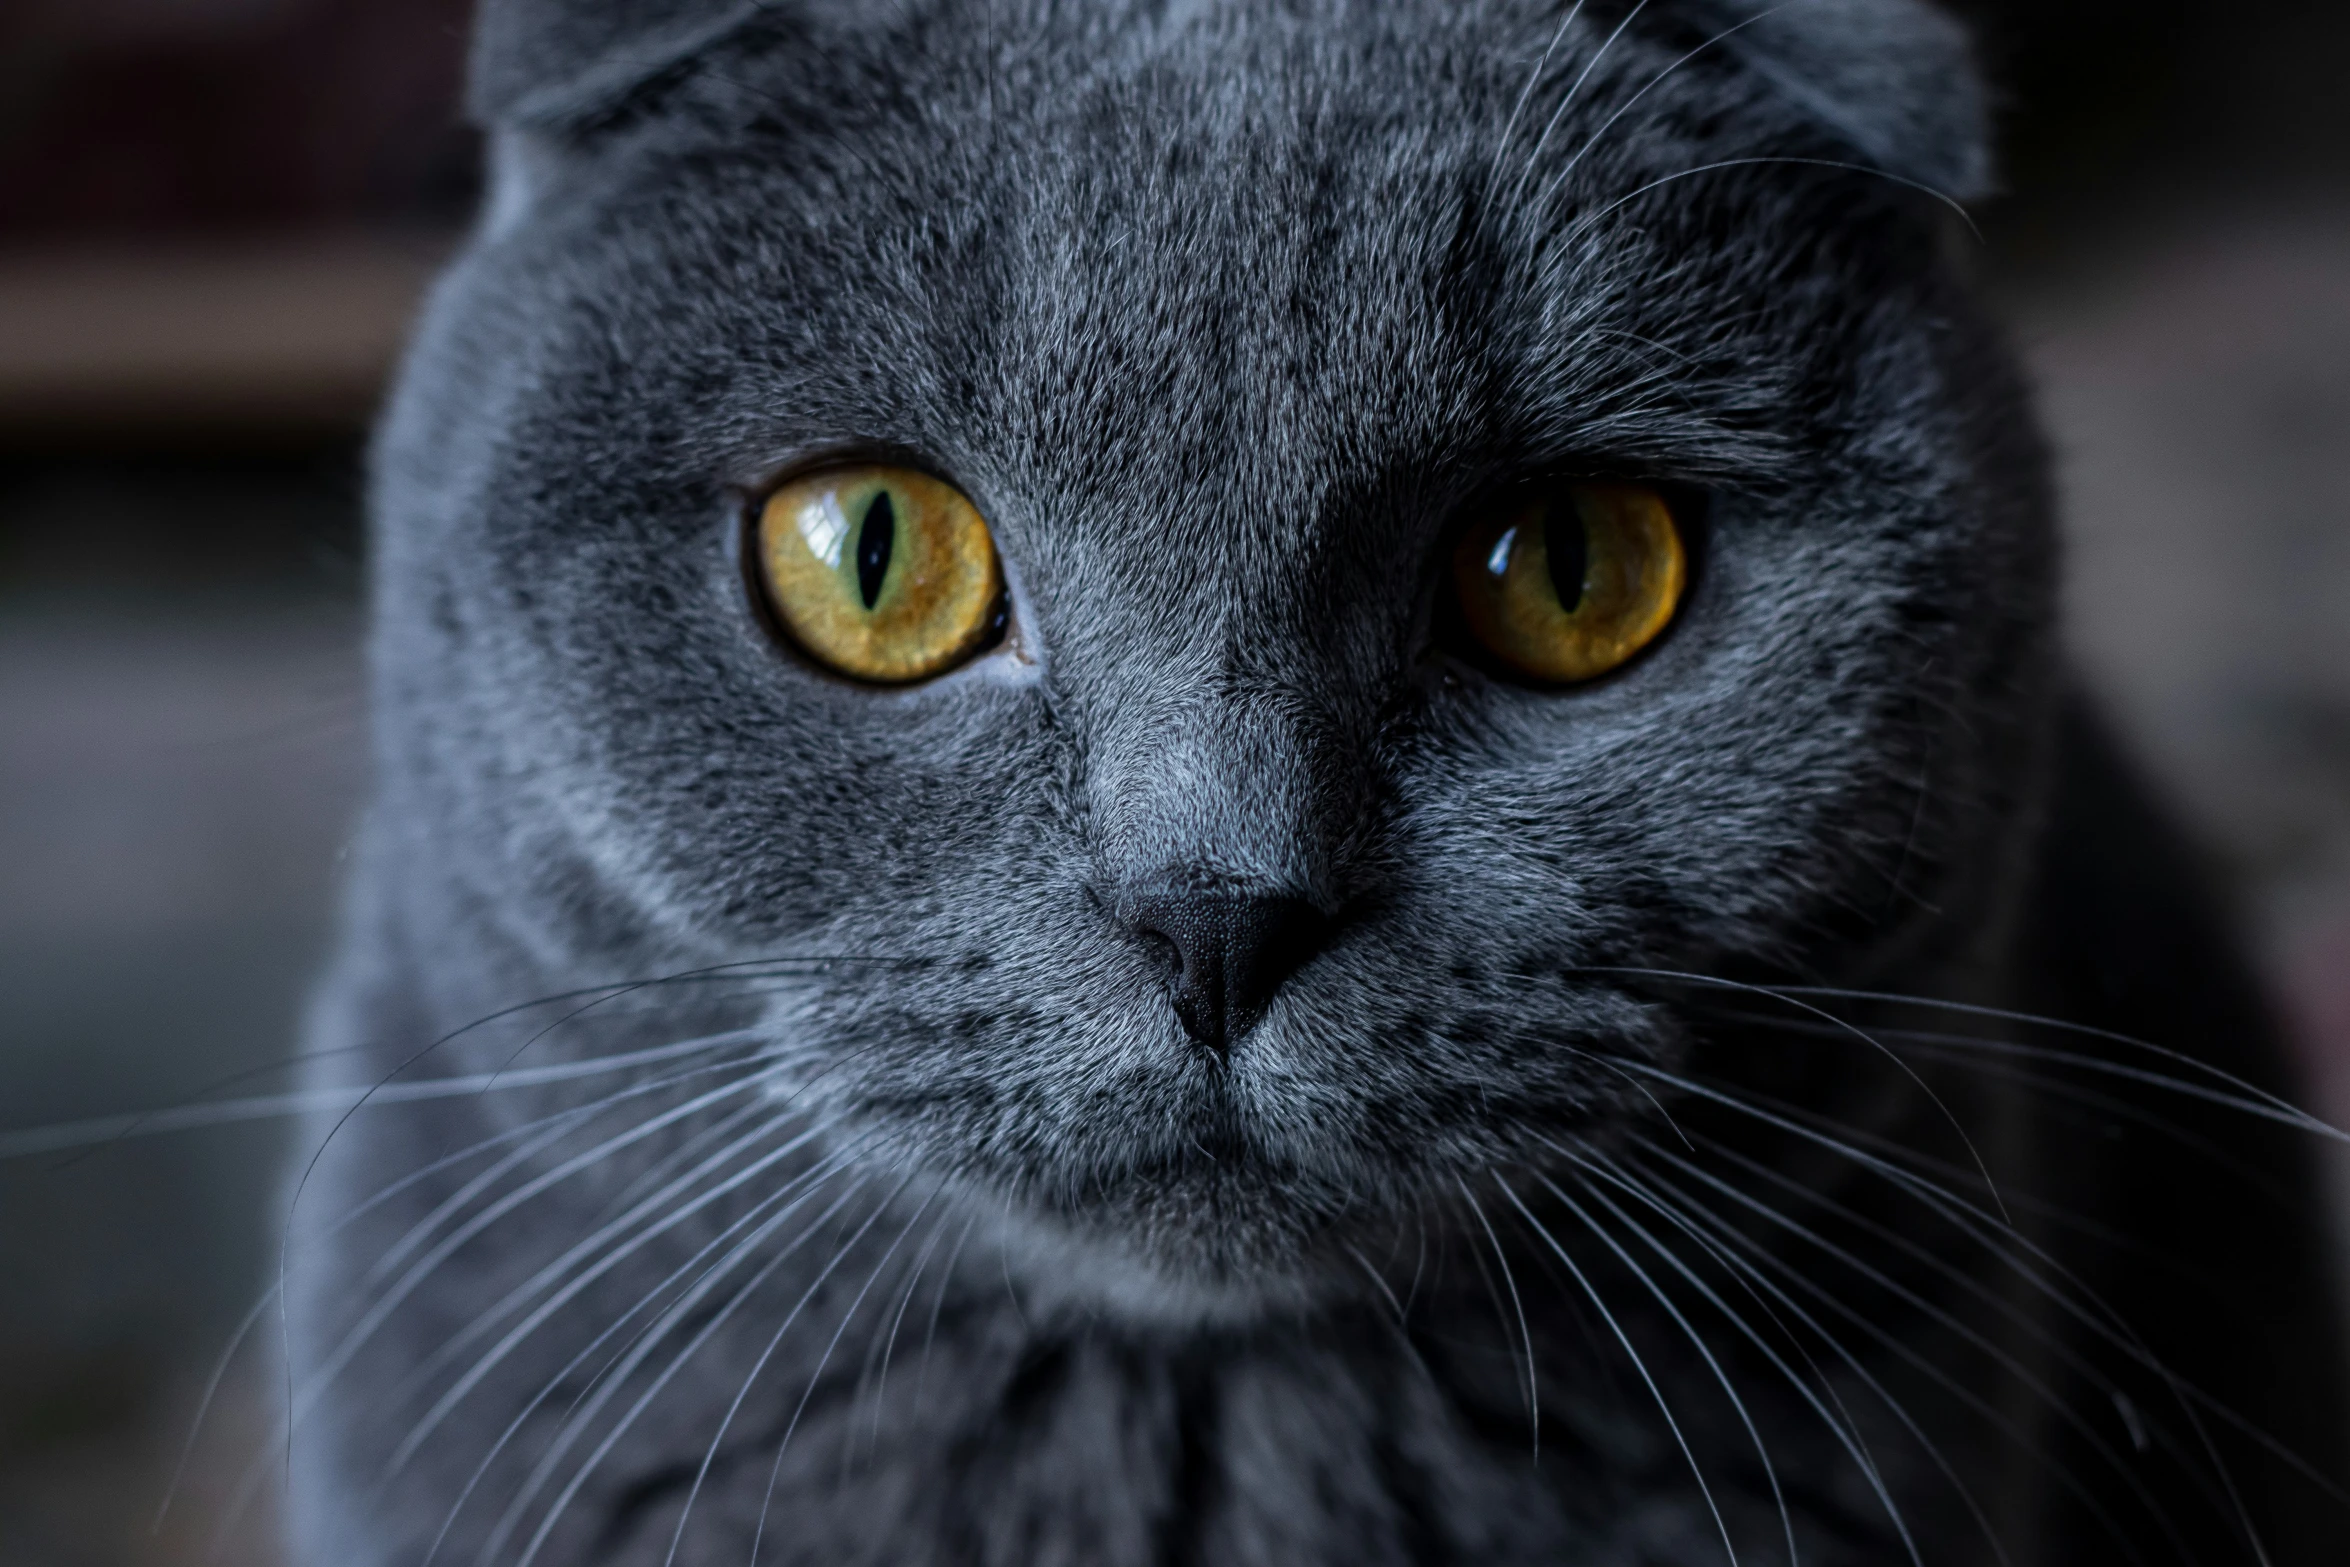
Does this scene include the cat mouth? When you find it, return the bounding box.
[889,1046,1633,1315]
[792,950,1672,1308]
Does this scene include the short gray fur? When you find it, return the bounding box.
[287,2,2348,1563]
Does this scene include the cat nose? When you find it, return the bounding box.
[1121,888,1330,1055]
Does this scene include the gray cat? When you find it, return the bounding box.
[284,1,2349,1562]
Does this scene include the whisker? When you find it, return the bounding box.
[1638,1064,2178,1375]
[1553,155,1981,270]
[381,1078,890,1467]
[1542,1038,1700,1149]
[268,1010,781,1484]
[578,1095,786,1236]
[1644,1104,2265,1559]
[170,1064,713,1539]
[1,1028,772,1161]
[1457,1175,1541,1456]
[997,1189,1030,1332]
[1676,980,2342,1147]
[1553,1163,1906,1567]
[483,1172,879,1567]
[1486,0,1590,201]
[1497,1180,1742,1567]
[1680,1094,2340,1521]
[664,1173,932,1566]
[1576,965,2012,1221]
[343,1079,705,1238]
[277,951,922,1331]
[22,985,754,1170]
[297,1071,787,1425]
[1637,1029,2148,1249]
[365,1055,775,1288]
[1531,5,1783,217]
[1404,1208,1430,1317]
[1644,1141,2171,1567]
[381,1114,836,1469]
[1610,1055,2007,1228]
[156,1283,282,1537]
[1570,1151,1922,1505]
[1788,1022,2305,1207]
[1507,0,1653,214]
[415,1134,884,1567]
[1772,985,2341,1135]
[746,1181,936,1565]
[915,1211,981,1418]
[1875,1024,2339,1145]
[1344,1239,1414,1331]
[1614,1060,2229,1452]
[1550,1174,1811,1567]
[858,1201,958,1463]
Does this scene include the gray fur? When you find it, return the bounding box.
[469,0,772,125]
[287,2,2345,1563]
[1689,0,1993,199]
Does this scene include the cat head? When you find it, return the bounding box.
[370,0,2049,1321]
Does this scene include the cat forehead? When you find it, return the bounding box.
[499,9,1861,408]
[474,0,1988,200]
[474,0,1972,593]
[482,0,1985,458]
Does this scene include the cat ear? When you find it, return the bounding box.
[470,0,806,128]
[1680,0,1994,202]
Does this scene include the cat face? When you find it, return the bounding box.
[375,0,2051,1318]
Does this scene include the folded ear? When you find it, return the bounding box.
[1683,0,1993,201]
[469,0,785,127]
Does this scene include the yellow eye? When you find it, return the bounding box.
[1451,482,1686,684]
[755,465,1006,684]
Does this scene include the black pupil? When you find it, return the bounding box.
[856,491,896,610]
[1544,504,1588,614]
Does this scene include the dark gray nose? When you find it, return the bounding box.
[1123,889,1330,1054]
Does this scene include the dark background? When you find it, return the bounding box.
[2,2,2346,1561]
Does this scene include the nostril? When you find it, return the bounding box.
[1121,888,1331,1055]
[1136,926,1184,983]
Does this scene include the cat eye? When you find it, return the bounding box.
[1450,481,1687,684]
[754,465,1006,684]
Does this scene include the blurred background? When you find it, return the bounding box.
[0,1,2345,1561]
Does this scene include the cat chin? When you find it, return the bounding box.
[942,1174,1390,1331]
[995,1215,1353,1330]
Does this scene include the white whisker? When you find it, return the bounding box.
[1531,6,1784,217]
[1577,965,2011,1221]
[1488,0,1590,199]
[915,1211,981,1418]
[384,1114,851,1473]
[1457,1175,1541,1455]
[296,1070,787,1427]
[1553,1162,1899,1567]
[1507,0,1654,214]
[1498,1178,1742,1567]
[734,1179,932,1567]
[0,1028,772,1160]
[488,1173,878,1567]
[664,1174,930,1563]
[414,1136,881,1567]
[859,1202,958,1461]
[1637,1130,2226,1555]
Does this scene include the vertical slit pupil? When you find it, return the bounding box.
[1544,503,1588,614]
[856,491,895,610]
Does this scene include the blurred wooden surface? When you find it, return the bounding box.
[0,238,443,442]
